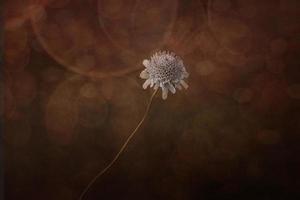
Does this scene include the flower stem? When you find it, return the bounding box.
[79,89,158,200]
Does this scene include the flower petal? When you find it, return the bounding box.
[167,82,176,94]
[142,59,150,68]
[162,86,168,100]
[180,80,189,89]
[150,79,154,87]
[140,70,149,79]
[143,79,151,89]
[183,71,189,78]
[176,84,182,90]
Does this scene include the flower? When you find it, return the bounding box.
[140,51,189,100]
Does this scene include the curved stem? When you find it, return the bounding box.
[79,89,158,200]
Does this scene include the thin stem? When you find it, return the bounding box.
[79,89,158,200]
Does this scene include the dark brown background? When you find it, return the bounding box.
[3,0,300,199]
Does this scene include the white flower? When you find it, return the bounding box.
[140,51,189,100]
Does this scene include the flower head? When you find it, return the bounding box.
[140,51,189,100]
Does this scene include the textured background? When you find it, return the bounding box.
[3,0,300,199]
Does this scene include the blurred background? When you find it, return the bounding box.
[3,0,300,199]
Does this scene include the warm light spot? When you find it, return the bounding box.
[31,3,142,78]
[107,77,146,140]
[216,48,247,67]
[75,55,96,72]
[27,4,47,23]
[45,78,79,145]
[80,83,98,99]
[195,31,219,56]
[196,60,216,76]
[202,65,236,94]
[77,83,108,129]
[209,16,252,54]
[100,78,116,100]
[233,88,253,103]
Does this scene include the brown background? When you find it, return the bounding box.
[3,0,300,199]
